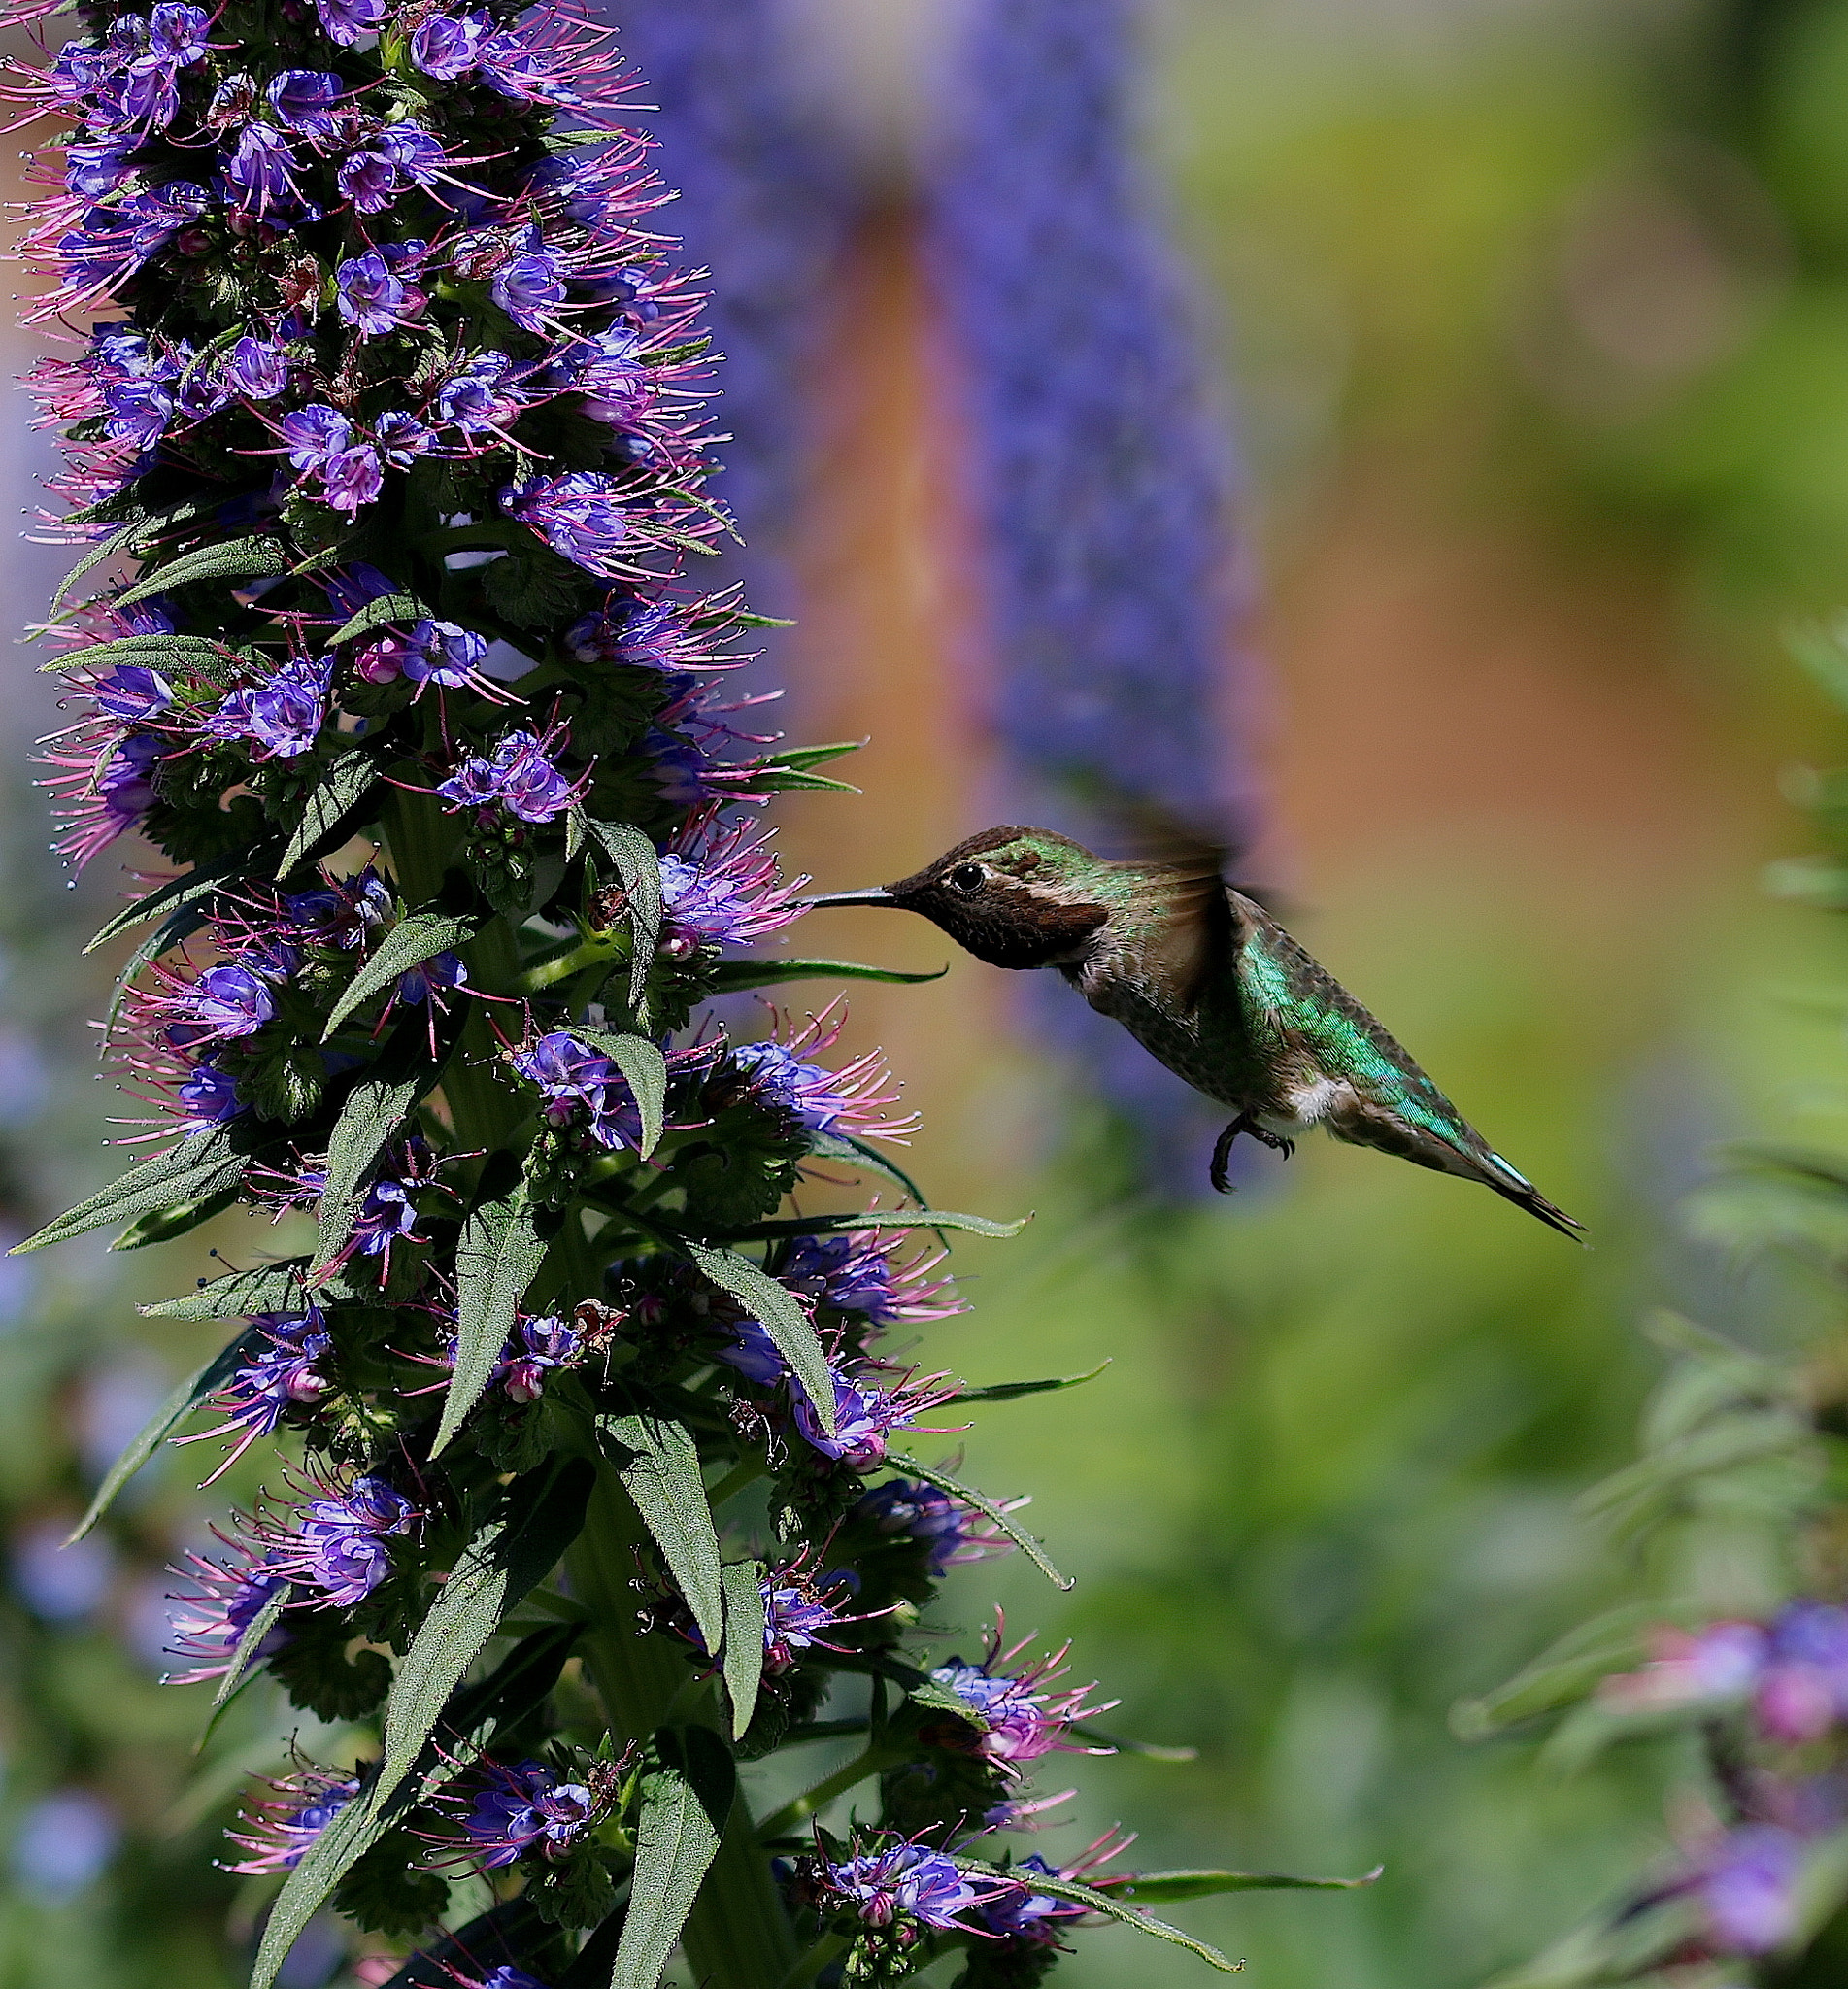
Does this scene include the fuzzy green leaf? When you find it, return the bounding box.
[86,858,246,954]
[684,1242,835,1437]
[717,1209,1026,1244]
[437,1187,546,1455]
[703,959,948,995]
[886,1455,1070,1591]
[322,910,479,1040]
[279,752,382,877]
[43,633,243,685]
[583,821,661,1018]
[721,1561,764,1740]
[51,513,153,609]
[374,1461,595,1804]
[212,1578,294,1708]
[596,1414,724,1656]
[953,1858,1242,1972]
[15,1126,248,1253]
[314,1077,421,1272]
[572,1028,667,1158]
[117,532,287,606]
[1111,1867,1382,1901]
[252,1772,394,1989]
[955,1361,1110,1404]
[327,591,426,648]
[607,1727,735,1989]
[68,1325,261,1540]
[141,1261,315,1320]
[804,1131,932,1207]
[113,1185,245,1250]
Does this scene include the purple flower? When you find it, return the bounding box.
[139,962,276,1048]
[315,0,386,46]
[509,1032,641,1150]
[437,351,524,434]
[225,337,288,400]
[404,620,487,688]
[89,663,172,722]
[335,252,418,336]
[1755,1601,1848,1743]
[820,1839,995,1933]
[264,70,346,136]
[791,1369,953,1474]
[1700,1826,1804,1954]
[395,950,467,1006]
[175,1060,245,1129]
[185,1310,332,1475]
[265,1473,420,1607]
[457,1760,598,1869]
[409,11,492,79]
[564,597,678,668]
[161,1538,292,1683]
[282,404,353,474]
[500,472,628,577]
[925,1636,1112,1772]
[979,1856,1089,1942]
[855,1481,1001,1574]
[225,1766,361,1874]
[781,1231,958,1326]
[376,121,447,185]
[336,147,398,214]
[492,246,567,331]
[438,729,584,825]
[496,1314,581,1403]
[200,657,330,759]
[656,814,805,956]
[716,1316,786,1388]
[729,1035,912,1141]
[374,411,432,467]
[66,138,139,197]
[149,5,210,66]
[222,122,301,215]
[321,444,384,517]
[760,1575,853,1673]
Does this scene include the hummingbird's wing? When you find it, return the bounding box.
[1226,892,1584,1240]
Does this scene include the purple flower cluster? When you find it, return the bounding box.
[224,1765,362,1875]
[511,1032,645,1151]
[437,727,587,826]
[256,1471,420,1607]
[780,1230,961,1328]
[656,809,806,957]
[178,1308,332,1479]
[809,1836,1002,1935]
[1601,1601,1848,1744]
[451,1758,602,1870]
[161,1534,292,1684]
[855,1479,1018,1575]
[726,1006,918,1144]
[926,1629,1115,1774]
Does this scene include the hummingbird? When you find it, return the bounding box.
[805,826,1583,1239]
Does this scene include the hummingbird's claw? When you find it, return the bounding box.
[1212,1114,1297,1193]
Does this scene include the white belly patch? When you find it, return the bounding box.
[1281,1074,1347,1127]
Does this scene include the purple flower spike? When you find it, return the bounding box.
[224,1765,361,1874]
[201,656,330,759]
[817,1837,1000,1934]
[454,1759,600,1870]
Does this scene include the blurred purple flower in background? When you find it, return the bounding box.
[11,1789,118,1901]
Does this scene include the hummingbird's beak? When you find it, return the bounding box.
[799,887,902,910]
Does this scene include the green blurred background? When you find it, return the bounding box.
[17,0,1848,1983]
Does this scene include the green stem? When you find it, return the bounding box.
[566,1466,796,1986]
[756,1744,895,1844]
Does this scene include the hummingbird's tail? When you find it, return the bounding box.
[1474,1151,1587,1243]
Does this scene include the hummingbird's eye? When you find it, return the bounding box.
[948,862,987,893]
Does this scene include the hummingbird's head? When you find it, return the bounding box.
[809,826,1116,969]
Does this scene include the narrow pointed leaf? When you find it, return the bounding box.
[685,1242,835,1436]
[50,511,155,608]
[86,858,245,954]
[314,1075,421,1271]
[437,1187,545,1455]
[583,820,661,1016]
[721,1560,764,1739]
[804,1130,931,1207]
[68,1325,261,1540]
[279,751,381,877]
[212,1578,294,1708]
[887,1455,1070,1591]
[327,590,426,648]
[704,959,948,995]
[953,1858,1241,1972]
[15,1126,247,1253]
[44,633,243,684]
[607,1728,735,1989]
[717,1209,1026,1243]
[251,1772,392,1989]
[322,910,479,1040]
[141,1261,314,1320]
[1109,1867,1383,1901]
[114,1184,244,1249]
[573,1028,667,1158]
[596,1414,723,1657]
[117,532,286,606]
[956,1361,1110,1404]
[373,1460,594,1804]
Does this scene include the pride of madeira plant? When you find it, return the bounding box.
[0,1,1371,1982]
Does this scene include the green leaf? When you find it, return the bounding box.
[756,741,863,773]
[1477,1895,1706,1989]
[323,910,480,1040]
[596,1414,724,1659]
[703,960,948,995]
[373,1460,594,1805]
[1110,1867,1383,1901]
[1790,620,1848,716]
[437,1187,546,1455]
[572,1029,667,1158]
[1449,1603,1665,1738]
[117,532,287,606]
[1069,1723,1197,1763]
[314,1077,421,1272]
[114,1184,244,1250]
[86,858,246,954]
[955,1360,1110,1404]
[684,1242,835,1437]
[51,513,153,610]
[583,821,661,1018]
[212,1578,294,1708]
[886,1455,1070,1591]
[804,1131,931,1208]
[954,1857,1242,1972]
[607,1727,736,1989]
[279,752,381,877]
[720,1561,764,1740]
[252,1771,394,1989]
[141,1261,314,1320]
[327,591,426,648]
[67,1325,261,1540]
[717,1209,1026,1244]
[43,633,243,685]
[15,1125,248,1253]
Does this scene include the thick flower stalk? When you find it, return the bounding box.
[5,1,1349,1984]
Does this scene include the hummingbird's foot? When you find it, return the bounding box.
[1212,1114,1296,1192]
